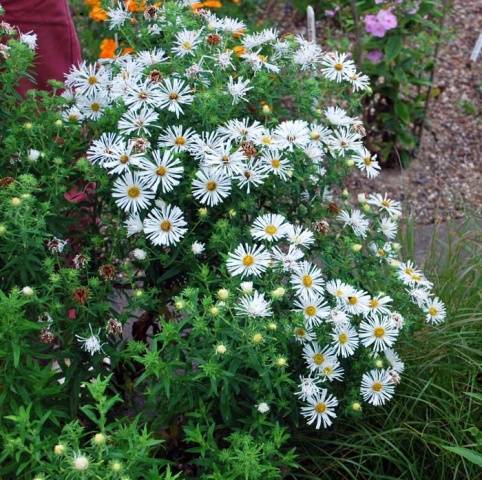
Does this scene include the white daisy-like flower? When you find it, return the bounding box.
[321,52,356,82]
[76,325,104,356]
[203,143,246,176]
[330,324,359,358]
[384,348,405,374]
[302,342,337,373]
[379,216,398,240]
[143,204,188,247]
[294,325,315,344]
[221,17,246,36]
[158,125,197,153]
[250,214,289,242]
[297,375,322,401]
[274,120,310,151]
[353,148,381,178]
[291,261,324,297]
[88,136,124,169]
[388,311,405,330]
[136,48,167,66]
[216,50,235,70]
[341,288,370,315]
[347,71,370,91]
[189,131,225,162]
[260,150,291,180]
[226,243,271,278]
[241,50,280,73]
[63,105,84,123]
[271,245,304,272]
[103,141,144,175]
[337,209,370,238]
[124,79,161,110]
[78,93,109,120]
[124,214,143,237]
[360,369,395,406]
[256,402,270,414]
[324,106,355,127]
[240,281,254,295]
[235,159,268,193]
[285,225,315,249]
[328,308,351,326]
[172,29,202,57]
[423,297,446,324]
[325,279,356,303]
[112,172,155,213]
[19,31,38,50]
[294,292,330,328]
[192,169,232,206]
[107,5,130,29]
[138,150,184,193]
[118,106,159,136]
[227,76,252,104]
[327,128,363,155]
[359,317,399,352]
[236,291,272,317]
[158,78,194,118]
[408,287,431,308]
[367,294,393,318]
[293,42,323,70]
[191,241,205,255]
[218,118,264,143]
[66,61,110,97]
[320,357,344,382]
[301,390,338,429]
[368,193,402,217]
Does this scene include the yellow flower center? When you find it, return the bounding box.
[335,289,344,297]
[428,306,438,316]
[271,158,281,168]
[87,75,98,85]
[206,180,217,191]
[305,305,317,317]
[264,224,277,236]
[369,298,380,309]
[182,41,192,50]
[381,199,391,207]
[160,220,172,232]
[372,381,383,392]
[222,155,230,164]
[334,63,343,71]
[310,131,320,140]
[313,353,324,365]
[302,275,313,288]
[295,327,306,337]
[119,154,129,164]
[242,254,254,267]
[363,156,372,166]
[156,166,167,176]
[338,333,348,344]
[90,102,100,112]
[169,92,179,100]
[262,135,272,145]
[374,327,385,338]
[348,296,358,305]
[323,366,333,376]
[127,186,140,198]
[315,402,326,414]
[175,136,186,145]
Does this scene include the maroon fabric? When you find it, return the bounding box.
[1,0,82,93]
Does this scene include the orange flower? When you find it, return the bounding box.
[84,0,101,6]
[99,38,117,59]
[192,0,223,9]
[89,6,108,22]
[125,0,146,12]
[233,45,246,57]
[122,47,135,55]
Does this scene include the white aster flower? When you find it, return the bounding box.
[384,348,405,374]
[112,172,155,213]
[367,294,393,318]
[256,402,270,414]
[250,213,289,242]
[294,325,315,344]
[76,325,104,356]
[320,357,344,382]
[235,159,268,193]
[361,369,395,406]
[296,375,322,401]
[102,140,144,175]
[341,288,370,315]
[368,193,402,217]
[301,390,338,429]
[191,241,205,255]
[158,78,193,118]
[260,150,291,180]
[423,297,446,324]
[327,127,363,155]
[321,52,356,82]
[325,279,356,303]
[236,291,272,317]
[359,317,398,352]
[226,243,271,278]
[227,76,252,104]
[203,143,246,176]
[138,150,184,193]
[337,209,370,238]
[271,245,304,272]
[118,106,159,136]
[124,213,143,237]
[330,324,359,358]
[274,120,310,151]
[192,169,232,206]
[294,293,330,328]
[291,261,324,297]
[66,61,110,97]
[379,216,398,240]
[303,342,337,373]
[143,204,188,247]
[78,93,109,120]
[158,125,197,153]
[353,148,381,178]
[124,79,161,110]
[19,31,37,50]
[285,225,315,248]
[172,29,202,57]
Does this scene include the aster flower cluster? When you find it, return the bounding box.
[63,0,446,430]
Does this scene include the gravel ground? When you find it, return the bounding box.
[266,0,482,225]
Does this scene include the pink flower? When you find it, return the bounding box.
[377,9,398,30]
[366,50,384,64]
[68,308,77,320]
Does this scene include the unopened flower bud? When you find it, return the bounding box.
[341,188,349,199]
[345,159,355,167]
[275,356,287,367]
[54,444,66,455]
[252,333,263,344]
[351,401,362,412]
[22,286,34,296]
[267,322,277,331]
[271,287,285,299]
[73,454,89,471]
[351,244,362,252]
[93,433,106,445]
[217,288,229,300]
[11,197,22,207]
[209,306,219,316]
[215,344,227,354]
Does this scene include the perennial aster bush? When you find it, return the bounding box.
[62,0,445,429]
